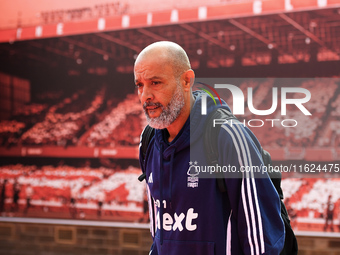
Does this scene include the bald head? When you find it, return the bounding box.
[135,41,191,77]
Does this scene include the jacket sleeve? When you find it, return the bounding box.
[142,181,158,253]
[218,123,285,255]
[139,131,158,252]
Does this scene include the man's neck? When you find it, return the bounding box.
[166,115,187,143]
[166,95,195,143]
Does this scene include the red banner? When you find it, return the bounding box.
[1,0,340,43]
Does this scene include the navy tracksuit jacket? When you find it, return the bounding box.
[139,91,285,255]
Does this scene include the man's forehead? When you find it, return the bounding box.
[134,59,172,80]
[135,52,168,67]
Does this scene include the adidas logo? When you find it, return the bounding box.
[148,173,153,184]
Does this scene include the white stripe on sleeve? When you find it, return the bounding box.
[235,125,265,253]
[222,125,255,255]
[226,211,232,255]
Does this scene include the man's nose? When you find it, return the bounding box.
[140,85,154,102]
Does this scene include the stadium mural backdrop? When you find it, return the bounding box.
[0,0,340,236]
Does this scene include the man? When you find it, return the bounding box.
[69,184,77,218]
[0,179,7,215]
[134,41,284,255]
[24,183,33,215]
[323,194,334,232]
[97,188,105,218]
[11,179,21,214]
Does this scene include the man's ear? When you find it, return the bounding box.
[182,69,195,92]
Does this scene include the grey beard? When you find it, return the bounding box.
[143,85,185,129]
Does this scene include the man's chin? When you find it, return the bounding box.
[147,117,169,130]
[144,106,162,118]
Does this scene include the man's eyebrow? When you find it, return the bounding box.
[135,76,163,83]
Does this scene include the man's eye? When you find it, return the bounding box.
[152,81,160,85]
[136,83,143,88]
